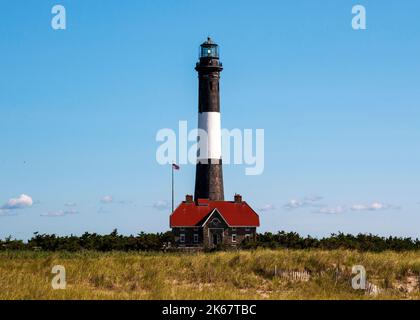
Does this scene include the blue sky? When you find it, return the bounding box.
[1,0,419,240]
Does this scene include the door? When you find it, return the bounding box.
[209,229,223,247]
[212,233,219,246]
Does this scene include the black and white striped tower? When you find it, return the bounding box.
[194,37,224,201]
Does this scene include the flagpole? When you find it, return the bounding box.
[171,164,174,214]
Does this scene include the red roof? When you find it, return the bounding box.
[170,199,260,227]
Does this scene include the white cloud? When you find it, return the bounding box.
[350,204,366,211]
[1,194,33,210]
[99,196,131,205]
[41,209,79,217]
[317,201,400,215]
[41,211,66,217]
[284,196,323,209]
[350,202,400,212]
[284,199,303,209]
[100,195,113,204]
[153,200,171,211]
[305,195,323,202]
[259,204,276,212]
[318,206,347,215]
[284,194,400,215]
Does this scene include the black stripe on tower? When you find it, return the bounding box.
[195,160,224,201]
[194,37,224,201]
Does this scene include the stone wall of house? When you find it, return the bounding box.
[227,227,257,246]
[173,225,257,248]
[172,227,203,247]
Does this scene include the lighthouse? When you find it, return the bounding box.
[169,38,260,248]
[194,37,224,201]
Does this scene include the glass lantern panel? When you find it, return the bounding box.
[200,46,218,58]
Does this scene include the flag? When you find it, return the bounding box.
[172,163,180,170]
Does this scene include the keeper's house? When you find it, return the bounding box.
[170,194,260,248]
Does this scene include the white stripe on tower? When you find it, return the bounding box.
[198,111,221,161]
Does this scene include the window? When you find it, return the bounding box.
[211,218,221,226]
[194,234,199,243]
[180,234,185,243]
[232,228,236,232]
[180,227,185,231]
[245,227,250,232]
[232,234,237,243]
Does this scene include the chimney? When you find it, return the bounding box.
[185,195,193,203]
[234,194,242,203]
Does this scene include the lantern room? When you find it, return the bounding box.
[199,37,219,59]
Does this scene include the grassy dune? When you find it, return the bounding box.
[0,249,419,300]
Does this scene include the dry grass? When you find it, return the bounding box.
[0,249,419,300]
